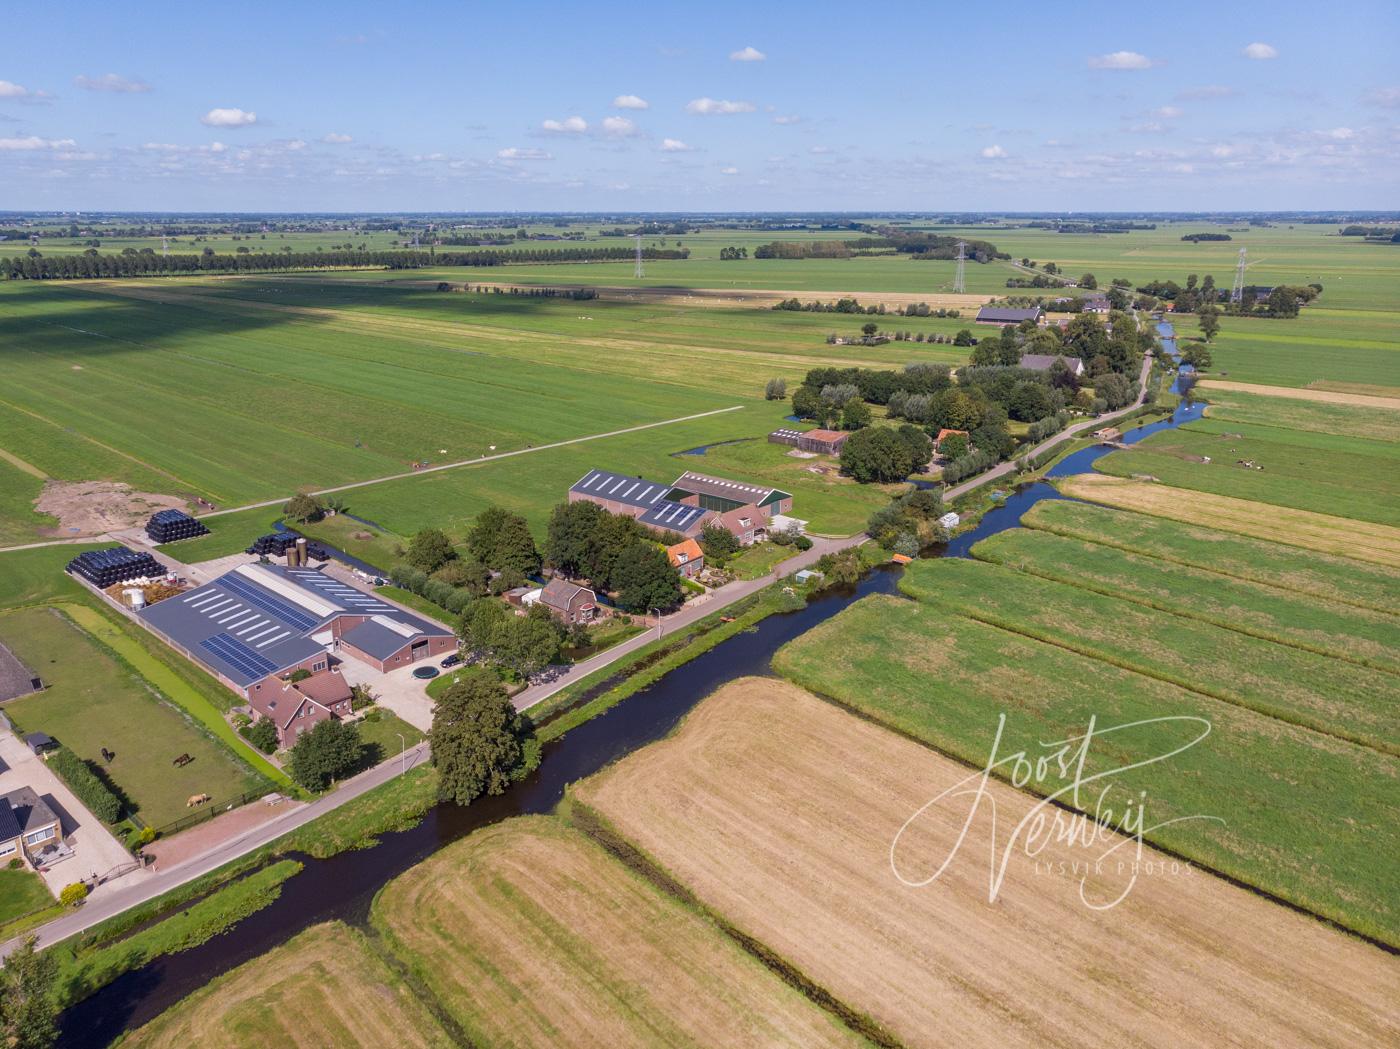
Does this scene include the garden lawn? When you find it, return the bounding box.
[1018,499,1400,614]
[773,594,1400,947]
[0,867,53,927]
[973,527,1400,673]
[900,558,1400,755]
[724,541,803,580]
[351,711,424,772]
[1,606,271,827]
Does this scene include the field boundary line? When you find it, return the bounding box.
[198,405,747,518]
[1198,378,1400,410]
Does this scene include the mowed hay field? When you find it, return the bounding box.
[899,557,1400,755]
[1057,473,1400,567]
[576,678,1400,1049]
[1092,419,1400,527]
[773,595,1400,945]
[371,815,866,1049]
[1019,499,1400,614]
[973,526,1400,672]
[1199,381,1400,441]
[118,921,454,1049]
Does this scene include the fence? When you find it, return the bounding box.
[150,787,274,839]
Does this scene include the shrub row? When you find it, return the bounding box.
[47,747,123,823]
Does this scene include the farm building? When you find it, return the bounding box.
[668,471,793,517]
[569,468,710,538]
[539,579,598,625]
[666,538,704,578]
[796,429,849,455]
[1019,354,1085,376]
[767,428,803,447]
[1081,296,1111,314]
[248,668,355,749]
[975,306,1043,325]
[0,787,60,867]
[934,428,969,447]
[136,562,455,702]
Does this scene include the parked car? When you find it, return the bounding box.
[412,666,439,680]
[440,654,462,669]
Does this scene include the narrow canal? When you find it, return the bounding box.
[61,325,1196,1046]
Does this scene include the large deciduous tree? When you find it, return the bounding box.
[288,719,362,791]
[430,668,532,805]
[611,541,683,612]
[405,528,457,573]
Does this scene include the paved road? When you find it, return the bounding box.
[0,742,431,959]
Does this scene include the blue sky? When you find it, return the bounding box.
[2,0,1397,211]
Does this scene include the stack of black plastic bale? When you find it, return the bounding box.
[246,533,298,556]
[145,509,210,543]
[66,547,164,587]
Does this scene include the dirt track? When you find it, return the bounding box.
[578,677,1400,1049]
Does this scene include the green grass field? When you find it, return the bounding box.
[773,593,1400,947]
[1201,385,1400,441]
[1019,499,1400,614]
[1,606,269,827]
[0,867,53,927]
[900,557,1399,755]
[974,527,1400,673]
[1094,418,1400,526]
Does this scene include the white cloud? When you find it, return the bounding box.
[1128,122,1166,134]
[209,141,227,153]
[1177,84,1236,100]
[1365,86,1400,109]
[322,132,353,143]
[200,107,257,127]
[612,94,649,110]
[686,97,755,115]
[497,147,551,160]
[541,115,588,134]
[0,80,50,101]
[1323,127,1355,140]
[720,166,739,174]
[772,114,802,125]
[660,138,694,152]
[1210,145,1235,158]
[809,145,832,154]
[729,46,766,62]
[980,144,1008,158]
[75,73,151,93]
[600,116,641,138]
[0,135,75,150]
[1087,51,1156,70]
[1153,105,1183,119]
[285,139,307,150]
[1243,42,1278,60]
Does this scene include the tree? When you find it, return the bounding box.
[893,424,934,473]
[791,385,823,420]
[1198,305,1220,342]
[699,521,741,566]
[544,499,606,575]
[764,377,787,400]
[0,936,58,1049]
[953,328,975,347]
[289,719,362,791]
[282,492,323,523]
[405,528,456,573]
[430,668,532,805]
[840,427,917,483]
[493,613,561,680]
[467,506,540,575]
[1181,343,1214,370]
[938,431,969,460]
[458,597,512,662]
[245,716,279,754]
[841,398,873,431]
[611,541,683,612]
[861,321,879,336]
[432,557,489,592]
[1094,372,1135,411]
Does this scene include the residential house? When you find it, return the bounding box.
[539,579,598,625]
[975,306,1043,325]
[1,787,60,867]
[666,538,704,579]
[248,668,355,749]
[934,428,969,449]
[1082,296,1111,314]
[714,504,768,546]
[1019,354,1086,377]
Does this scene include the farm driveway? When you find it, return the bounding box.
[336,659,435,732]
[0,731,138,899]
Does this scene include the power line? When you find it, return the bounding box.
[1230,247,1247,303]
[953,240,966,294]
[634,233,644,279]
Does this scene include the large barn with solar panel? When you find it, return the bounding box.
[567,468,792,541]
[136,562,456,703]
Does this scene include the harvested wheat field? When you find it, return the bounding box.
[121,922,453,1049]
[577,677,1400,1049]
[1058,473,1400,567]
[372,815,865,1049]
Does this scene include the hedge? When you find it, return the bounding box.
[47,747,123,823]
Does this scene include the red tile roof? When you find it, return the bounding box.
[666,538,703,567]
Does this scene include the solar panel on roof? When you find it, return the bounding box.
[218,575,320,631]
[199,632,279,681]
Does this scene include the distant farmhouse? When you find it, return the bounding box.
[135,563,455,723]
[768,427,849,455]
[1019,353,1085,377]
[976,305,1043,325]
[1081,296,1111,314]
[569,468,792,542]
